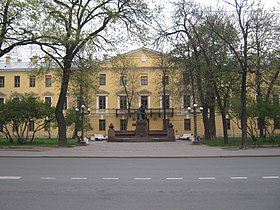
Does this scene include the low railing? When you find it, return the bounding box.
[115,108,174,118]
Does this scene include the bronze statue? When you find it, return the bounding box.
[137,105,147,120]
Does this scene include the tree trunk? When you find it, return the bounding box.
[240,69,247,149]
[56,58,72,147]
[221,112,229,144]
[202,105,211,140]
[209,104,216,138]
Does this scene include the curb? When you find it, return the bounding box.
[1,155,280,158]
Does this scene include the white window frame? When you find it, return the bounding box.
[160,95,172,108]
[118,95,128,109]
[0,97,5,104]
[0,76,4,87]
[44,96,52,107]
[45,75,52,87]
[96,95,108,113]
[29,75,36,87]
[138,95,150,108]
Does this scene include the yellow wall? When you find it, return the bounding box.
[1,48,278,139]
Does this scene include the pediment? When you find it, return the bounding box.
[42,91,54,96]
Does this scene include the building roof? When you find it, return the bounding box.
[0,61,35,70]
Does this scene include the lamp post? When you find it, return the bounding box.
[45,116,51,139]
[187,104,203,140]
[75,105,91,143]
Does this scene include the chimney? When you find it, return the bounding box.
[30,55,38,63]
[5,56,11,64]
[43,56,49,63]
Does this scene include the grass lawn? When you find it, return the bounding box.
[0,138,78,147]
[202,137,280,147]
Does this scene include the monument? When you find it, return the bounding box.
[107,105,175,142]
[135,105,148,137]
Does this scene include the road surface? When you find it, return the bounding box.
[0,157,279,210]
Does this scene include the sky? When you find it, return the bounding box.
[1,0,279,63]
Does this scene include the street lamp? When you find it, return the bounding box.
[45,116,51,139]
[75,105,91,144]
[187,104,203,140]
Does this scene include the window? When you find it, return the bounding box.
[14,76,20,87]
[141,76,148,85]
[99,74,106,85]
[274,117,280,129]
[44,119,50,132]
[257,118,262,129]
[273,94,279,106]
[63,97,68,110]
[119,96,127,109]
[162,75,169,85]
[0,98,4,104]
[99,96,106,109]
[99,119,106,131]
[29,75,36,87]
[45,75,52,87]
[120,119,127,131]
[226,119,231,130]
[141,96,148,108]
[12,122,18,132]
[162,95,170,108]
[119,75,127,86]
[183,95,191,108]
[184,119,191,130]
[0,76,4,87]
[13,97,19,102]
[44,97,52,107]
[28,120,35,131]
[163,119,170,130]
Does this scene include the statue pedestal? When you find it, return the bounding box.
[135,120,148,137]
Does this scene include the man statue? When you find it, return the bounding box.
[137,105,147,120]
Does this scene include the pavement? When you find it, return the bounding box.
[0,140,279,158]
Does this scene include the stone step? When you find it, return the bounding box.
[108,137,174,142]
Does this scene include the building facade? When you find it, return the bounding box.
[0,48,279,139]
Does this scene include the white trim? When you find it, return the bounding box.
[138,95,150,108]
[96,95,108,113]
[0,97,5,104]
[44,96,52,107]
[160,95,172,108]
[118,95,128,109]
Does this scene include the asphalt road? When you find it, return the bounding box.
[0,157,279,210]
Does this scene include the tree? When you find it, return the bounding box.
[204,0,256,149]
[65,107,92,138]
[0,0,38,57]
[208,0,280,148]
[248,6,280,138]
[158,0,214,139]
[197,13,240,143]
[0,95,55,144]
[111,54,139,119]
[32,0,152,146]
[67,53,99,137]
[153,52,174,130]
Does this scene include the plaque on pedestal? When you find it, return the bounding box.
[135,120,148,137]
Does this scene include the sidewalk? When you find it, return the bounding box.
[0,140,279,158]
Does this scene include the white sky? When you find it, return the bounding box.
[2,0,279,62]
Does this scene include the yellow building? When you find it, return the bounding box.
[1,48,278,139]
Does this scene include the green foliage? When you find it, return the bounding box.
[203,137,280,147]
[0,95,55,144]
[0,0,39,57]
[0,138,77,146]
[65,108,92,133]
[69,54,99,107]
[230,95,280,139]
